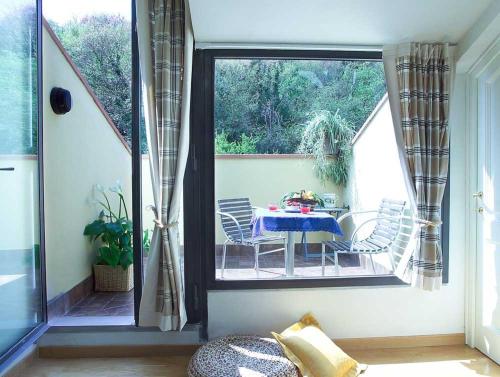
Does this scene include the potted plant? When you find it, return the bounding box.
[298,110,355,186]
[84,184,133,292]
[280,190,325,210]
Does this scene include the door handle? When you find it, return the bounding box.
[0,167,14,171]
[473,191,483,198]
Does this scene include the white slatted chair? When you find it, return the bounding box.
[217,198,286,278]
[321,199,406,276]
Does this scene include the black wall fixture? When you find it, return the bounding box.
[50,87,72,114]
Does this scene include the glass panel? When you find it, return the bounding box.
[0,0,43,355]
[43,0,134,324]
[213,58,410,281]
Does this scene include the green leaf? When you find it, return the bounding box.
[120,233,131,248]
[103,222,123,235]
[83,220,105,236]
[97,245,120,267]
[119,249,133,270]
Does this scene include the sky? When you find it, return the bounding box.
[43,0,130,24]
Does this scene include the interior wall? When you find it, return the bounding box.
[43,26,133,301]
[207,75,467,339]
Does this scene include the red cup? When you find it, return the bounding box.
[268,204,278,211]
[300,206,311,214]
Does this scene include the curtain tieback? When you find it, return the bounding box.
[147,205,178,229]
[413,217,443,228]
[153,219,178,229]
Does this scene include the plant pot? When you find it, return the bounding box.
[93,264,134,292]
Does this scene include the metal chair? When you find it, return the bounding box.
[217,198,286,278]
[321,198,406,276]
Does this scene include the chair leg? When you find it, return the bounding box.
[321,243,326,276]
[221,242,227,279]
[283,238,288,276]
[369,254,377,274]
[254,244,260,278]
[334,251,340,276]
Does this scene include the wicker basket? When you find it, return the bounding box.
[93,264,134,292]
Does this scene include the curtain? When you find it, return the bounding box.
[383,43,452,291]
[136,0,193,330]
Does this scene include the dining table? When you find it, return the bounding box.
[252,208,343,276]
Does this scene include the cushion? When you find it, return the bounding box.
[188,335,299,377]
[272,313,366,377]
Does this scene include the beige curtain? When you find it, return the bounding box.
[384,43,453,291]
[136,0,193,330]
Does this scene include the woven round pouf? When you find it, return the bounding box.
[188,335,298,377]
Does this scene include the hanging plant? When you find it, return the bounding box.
[298,110,355,186]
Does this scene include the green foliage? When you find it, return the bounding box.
[215,59,386,155]
[298,110,355,186]
[83,184,133,269]
[215,131,258,154]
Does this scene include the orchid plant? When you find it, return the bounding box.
[83,182,133,270]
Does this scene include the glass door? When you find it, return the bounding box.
[0,0,44,359]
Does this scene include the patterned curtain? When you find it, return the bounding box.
[136,0,193,330]
[394,43,451,291]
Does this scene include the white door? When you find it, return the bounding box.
[475,41,500,364]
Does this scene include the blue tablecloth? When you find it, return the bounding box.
[252,208,343,237]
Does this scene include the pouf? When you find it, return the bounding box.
[188,335,299,377]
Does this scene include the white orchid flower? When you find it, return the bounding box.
[95,184,105,193]
[109,180,123,194]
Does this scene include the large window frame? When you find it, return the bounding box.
[186,48,449,293]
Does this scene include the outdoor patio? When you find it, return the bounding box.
[215,241,395,280]
[213,96,409,281]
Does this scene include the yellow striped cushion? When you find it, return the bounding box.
[272,313,366,377]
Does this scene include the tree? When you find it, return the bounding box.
[214,59,387,155]
[50,15,148,150]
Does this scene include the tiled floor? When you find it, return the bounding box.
[65,291,134,317]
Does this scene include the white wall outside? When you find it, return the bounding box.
[43,27,133,301]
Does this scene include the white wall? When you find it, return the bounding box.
[207,77,467,340]
[345,96,409,216]
[43,27,133,301]
[343,96,410,270]
[0,156,39,251]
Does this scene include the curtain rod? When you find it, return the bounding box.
[195,42,383,52]
[195,42,457,51]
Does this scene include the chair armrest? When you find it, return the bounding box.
[350,215,402,252]
[217,210,244,241]
[337,210,379,225]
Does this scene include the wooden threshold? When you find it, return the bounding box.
[38,333,465,358]
[3,345,38,377]
[335,333,465,351]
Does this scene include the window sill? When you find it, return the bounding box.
[207,275,408,290]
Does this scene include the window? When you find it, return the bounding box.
[188,49,449,290]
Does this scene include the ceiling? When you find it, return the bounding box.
[188,0,493,46]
